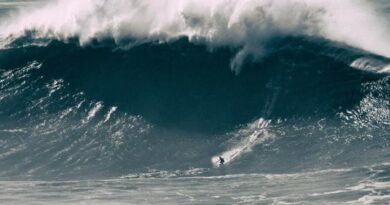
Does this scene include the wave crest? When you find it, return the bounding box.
[1,0,389,72]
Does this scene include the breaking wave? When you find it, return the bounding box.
[1,0,390,72]
[0,0,389,181]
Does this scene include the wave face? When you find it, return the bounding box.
[0,0,389,184]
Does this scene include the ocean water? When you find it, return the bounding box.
[0,0,389,204]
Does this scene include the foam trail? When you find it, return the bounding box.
[211,118,272,167]
[0,0,389,72]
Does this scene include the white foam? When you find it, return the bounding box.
[356,194,390,204]
[350,57,390,74]
[379,64,390,73]
[348,180,390,191]
[211,118,272,167]
[121,168,209,179]
[82,101,103,124]
[46,79,64,96]
[0,144,27,160]
[0,0,389,72]
[0,129,27,133]
[103,106,117,123]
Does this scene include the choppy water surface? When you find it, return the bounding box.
[1,163,390,205]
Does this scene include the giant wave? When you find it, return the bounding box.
[0,0,389,192]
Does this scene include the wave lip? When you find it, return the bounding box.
[350,57,390,74]
[1,0,390,71]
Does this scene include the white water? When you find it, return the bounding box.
[1,0,389,72]
[211,118,272,167]
[350,57,390,74]
[1,163,390,205]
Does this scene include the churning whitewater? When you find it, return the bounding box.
[2,0,390,72]
[0,0,389,204]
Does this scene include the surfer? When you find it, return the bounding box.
[219,156,225,165]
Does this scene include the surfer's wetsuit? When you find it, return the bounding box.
[219,157,225,165]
